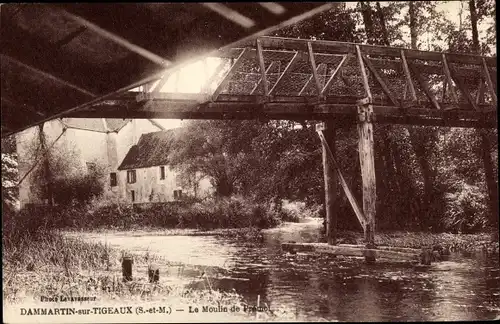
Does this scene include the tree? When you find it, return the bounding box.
[2,135,19,213]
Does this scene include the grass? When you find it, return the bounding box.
[2,229,294,322]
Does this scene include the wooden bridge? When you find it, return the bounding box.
[72,36,496,129]
[1,4,497,263]
[80,36,497,263]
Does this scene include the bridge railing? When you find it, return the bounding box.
[83,36,497,127]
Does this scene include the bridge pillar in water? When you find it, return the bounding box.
[357,103,377,251]
[321,121,338,245]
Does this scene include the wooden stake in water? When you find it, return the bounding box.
[122,256,133,282]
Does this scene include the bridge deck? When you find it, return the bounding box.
[73,36,497,128]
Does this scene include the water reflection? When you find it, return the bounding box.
[77,219,500,321]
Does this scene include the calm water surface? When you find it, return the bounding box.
[77,219,500,321]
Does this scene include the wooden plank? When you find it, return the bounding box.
[269,51,301,94]
[307,42,323,96]
[258,36,497,67]
[407,61,441,110]
[59,9,171,67]
[281,243,420,261]
[400,50,417,101]
[256,39,269,97]
[318,130,367,230]
[321,54,350,96]
[2,54,96,97]
[357,103,376,247]
[202,3,256,29]
[251,61,276,94]
[212,48,249,100]
[449,67,481,111]
[362,55,399,106]
[320,121,339,244]
[442,54,459,103]
[482,58,498,105]
[355,45,372,101]
[442,77,448,101]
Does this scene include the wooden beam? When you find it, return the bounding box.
[212,48,249,100]
[251,61,276,94]
[202,3,256,29]
[476,78,485,104]
[362,55,399,106]
[2,54,96,97]
[408,61,441,110]
[256,39,270,97]
[318,121,339,244]
[321,55,350,96]
[357,103,376,248]
[442,54,459,103]
[317,129,367,230]
[356,45,372,101]
[222,48,484,78]
[59,9,171,67]
[449,67,481,111]
[482,58,498,105]
[54,26,87,48]
[299,63,326,96]
[442,77,448,101]
[269,51,301,95]
[71,101,497,128]
[258,2,286,15]
[400,50,417,101]
[307,42,323,96]
[281,243,421,262]
[258,36,497,67]
[1,97,45,117]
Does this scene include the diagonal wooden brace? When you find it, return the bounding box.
[317,128,367,231]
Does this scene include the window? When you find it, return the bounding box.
[131,190,135,202]
[160,166,165,180]
[173,189,182,200]
[110,173,117,187]
[127,170,136,184]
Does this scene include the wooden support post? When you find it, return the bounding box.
[307,41,322,96]
[401,50,417,102]
[122,256,133,282]
[357,103,377,254]
[320,121,338,245]
[148,264,160,283]
[256,39,269,97]
[482,58,497,105]
[442,54,459,103]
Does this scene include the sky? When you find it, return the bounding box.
[151,1,496,130]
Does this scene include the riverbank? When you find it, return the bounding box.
[3,230,287,322]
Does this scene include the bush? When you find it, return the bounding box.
[443,182,489,233]
[6,195,285,233]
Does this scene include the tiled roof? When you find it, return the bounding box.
[61,118,131,133]
[60,118,164,133]
[118,128,183,170]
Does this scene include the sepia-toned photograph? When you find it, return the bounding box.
[1,1,498,322]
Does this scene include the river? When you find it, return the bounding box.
[75,218,500,321]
